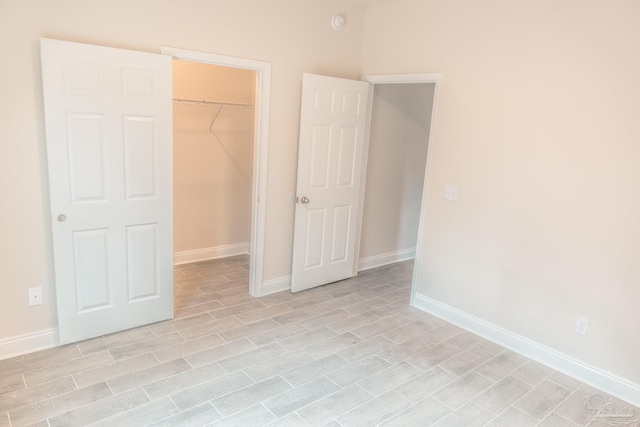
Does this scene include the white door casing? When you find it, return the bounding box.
[291,74,370,292]
[41,38,173,344]
[362,73,442,304]
[160,46,272,297]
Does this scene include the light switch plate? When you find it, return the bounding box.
[444,185,459,201]
[575,317,589,336]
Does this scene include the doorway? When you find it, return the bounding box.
[171,60,255,307]
[172,60,255,262]
[290,73,439,294]
[163,47,272,297]
[360,74,441,303]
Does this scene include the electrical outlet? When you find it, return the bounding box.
[575,317,589,336]
[29,287,43,306]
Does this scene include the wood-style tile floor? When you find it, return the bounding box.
[0,256,637,426]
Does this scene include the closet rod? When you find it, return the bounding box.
[172,97,254,108]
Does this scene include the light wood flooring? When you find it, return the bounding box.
[0,256,637,426]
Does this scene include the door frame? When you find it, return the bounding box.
[161,46,271,297]
[358,73,442,304]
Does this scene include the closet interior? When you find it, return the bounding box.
[172,60,256,265]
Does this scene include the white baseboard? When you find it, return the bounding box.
[0,328,59,361]
[174,243,250,265]
[260,276,291,296]
[412,292,640,407]
[358,248,415,272]
[256,249,415,297]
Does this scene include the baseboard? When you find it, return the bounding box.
[412,293,640,407]
[259,248,416,296]
[257,249,415,296]
[261,276,291,296]
[0,328,59,361]
[174,243,250,265]
[358,248,416,272]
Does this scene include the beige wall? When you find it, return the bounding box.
[173,60,255,105]
[360,83,433,259]
[362,0,640,384]
[173,61,254,254]
[4,0,637,393]
[0,0,365,340]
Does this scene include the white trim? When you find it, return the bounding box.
[412,293,640,407]
[0,329,59,361]
[174,243,250,265]
[358,249,415,272]
[260,276,291,296]
[161,46,270,299]
[352,81,374,275]
[360,73,442,304]
[363,73,443,85]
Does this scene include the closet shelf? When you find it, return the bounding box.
[172,98,254,132]
[172,97,254,108]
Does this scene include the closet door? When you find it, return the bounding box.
[41,38,173,344]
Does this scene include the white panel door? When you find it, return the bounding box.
[291,74,370,292]
[41,38,173,344]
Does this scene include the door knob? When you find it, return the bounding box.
[300,196,310,204]
[57,214,67,222]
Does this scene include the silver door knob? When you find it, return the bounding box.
[300,196,310,204]
[57,214,67,222]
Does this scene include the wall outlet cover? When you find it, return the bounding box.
[28,287,43,306]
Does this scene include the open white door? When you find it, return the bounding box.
[41,38,173,344]
[291,74,370,292]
